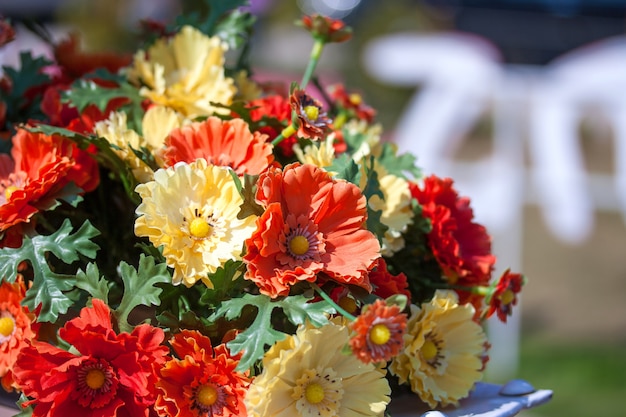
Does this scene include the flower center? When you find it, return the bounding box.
[500,289,515,305]
[369,323,391,345]
[189,217,212,239]
[85,369,106,390]
[349,93,362,105]
[304,105,319,121]
[0,317,14,337]
[289,235,310,256]
[305,383,325,404]
[196,385,218,407]
[421,339,438,361]
[4,185,18,201]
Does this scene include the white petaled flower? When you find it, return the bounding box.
[134,159,256,287]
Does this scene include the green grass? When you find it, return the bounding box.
[514,337,626,417]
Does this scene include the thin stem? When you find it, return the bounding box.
[300,39,325,90]
[311,283,357,322]
[272,123,297,146]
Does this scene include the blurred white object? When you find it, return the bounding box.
[531,35,626,231]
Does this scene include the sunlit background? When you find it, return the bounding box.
[1,0,625,416]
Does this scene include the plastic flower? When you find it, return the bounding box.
[129,25,236,118]
[350,299,407,364]
[245,319,390,417]
[0,128,99,234]
[328,84,376,123]
[0,278,36,392]
[95,106,188,182]
[155,330,250,417]
[246,94,297,157]
[134,159,257,287]
[362,161,413,256]
[485,269,524,323]
[293,134,337,170]
[243,163,380,297]
[410,175,496,312]
[389,291,487,408]
[12,299,168,417]
[163,116,274,175]
[297,14,353,43]
[368,258,411,301]
[290,89,331,140]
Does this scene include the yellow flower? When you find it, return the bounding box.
[389,291,487,409]
[245,319,390,417]
[233,70,262,101]
[134,159,256,287]
[360,161,413,255]
[293,134,337,170]
[128,25,236,118]
[95,106,187,183]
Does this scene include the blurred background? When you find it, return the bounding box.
[1,0,625,416]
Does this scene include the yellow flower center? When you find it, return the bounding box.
[304,105,319,121]
[349,93,362,105]
[4,186,18,201]
[369,323,391,345]
[305,383,325,404]
[197,385,218,407]
[189,217,212,239]
[421,339,439,361]
[289,235,310,256]
[500,289,515,305]
[338,296,357,314]
[85,369,106,390]
[0,317,14,337]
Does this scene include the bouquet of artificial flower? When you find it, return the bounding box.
[0,3,524,416]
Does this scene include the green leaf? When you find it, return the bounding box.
[175,0,249,36]
[0,219,100,322]
[63,79,141,113]
[114,254,171,333]
[237,174,264,219]
[211,293,332,371]
[213,9,256,50]
[362,157,389,242]
[377,142,421,179]
[15,393,33,417]
[327,154,361,184]
[1,51,52,102]
[75,262,111,302]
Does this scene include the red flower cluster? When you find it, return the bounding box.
[486,269,524,323]
[13,299,168,417]
[298,14,353,43]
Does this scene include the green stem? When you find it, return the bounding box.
[272,123,297,146]
[311,283,357,322]
[300,39,325,90]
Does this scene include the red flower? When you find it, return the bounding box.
[0,278,36,392]
[163,116,274,175]
[410,176,496,313]
[298,14,353,43]
[290,89,331,140]
[246,95,297,157]
[328,84,376,123]
[243,163,380,297]
[350,299,407,364]
[486,269,524,323]
[369,258,411,302]
[155,330,250,417]
[0,129,99,234]
[13,299,168,417]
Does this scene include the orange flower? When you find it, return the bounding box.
[410,176,496,314]
[290,89,331,140]
[243,163,380,297]
[0,128,99,234]
[350,299,407,364]
[485,269,524,323]
[0,278,36,391]
[163,116,273,175]
[155,330,250,417]
[298,14,353,43]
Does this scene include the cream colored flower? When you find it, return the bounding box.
[347,120,383,161]
[293,134,337,170]
[128,25,236,118]
[245,319,390,417]
[95,106,187,183]
[389,291,487,408]
[134,159,257,287]
[233,70,262,101]
[360,160,413,255]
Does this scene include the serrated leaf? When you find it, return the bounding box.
[75,262,111,302]
[15,393,33,417]
[1,51,52,101]
[237,174,264,219]
[0,219,100,322]
[327,154,361,184]
[114,254,171,333]
[377,142,421,179]
[211,293,332,371]
[362,157,389,242]
[63,80,142,113]
[213,9,256,49]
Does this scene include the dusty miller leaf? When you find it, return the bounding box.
[75,262,111,302]
[0,219,100,322]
